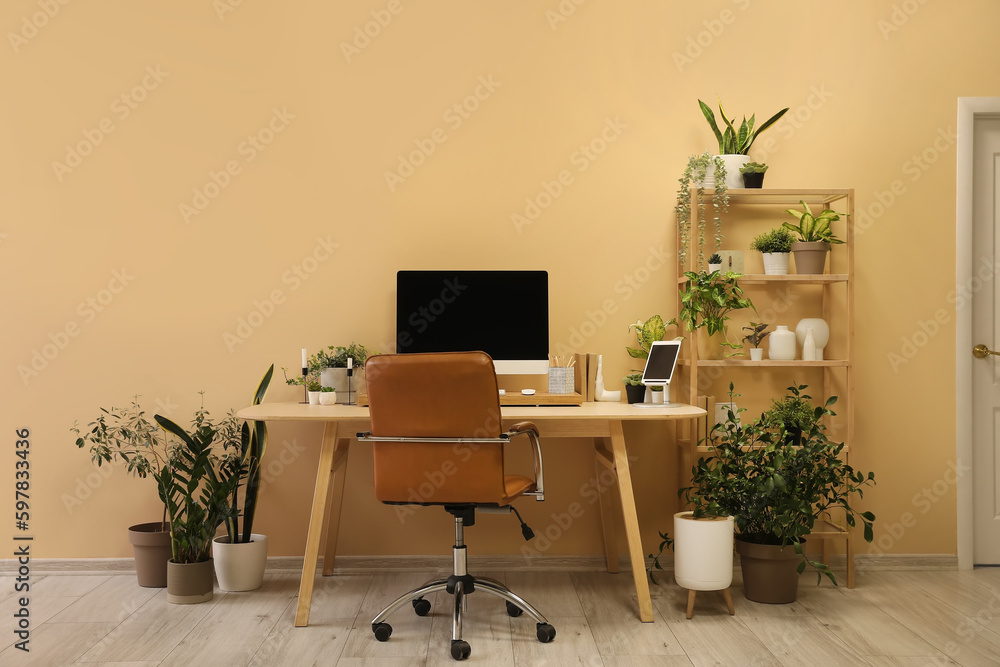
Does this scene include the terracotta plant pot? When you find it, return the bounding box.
[624,383,646,404]
[212,534,268,592]
[791,241,830,274]
[735,538,801,603]
[128,522,171,588]
[167,559,215,604]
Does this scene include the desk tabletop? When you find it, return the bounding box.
[237,401,704,422]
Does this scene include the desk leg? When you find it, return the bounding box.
[609,419,654,623]
[295,422,339,627]
[593,439,620,574]
[321,437,351,576]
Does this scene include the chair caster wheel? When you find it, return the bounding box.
[536,622,556,643]
[412,597,431,616]
[505,601,523,617]
[450,639,472,660]
[372,622,392,642]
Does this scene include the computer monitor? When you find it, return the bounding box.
[395,270,549,375]
[637,340,682,406]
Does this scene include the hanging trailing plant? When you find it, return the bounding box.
[675,152,729,270]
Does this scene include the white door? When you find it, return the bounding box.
[972,116,1000,564]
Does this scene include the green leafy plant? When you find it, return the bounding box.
[626,315,666,362]
[698,98,789,155]
[750,228,794,254]
[154,408,243,564]
[676,152,729,270]
[783,200,846,244]
[623,372,643,386]
[319,386,335,393]
[742,322,771,348]
[677,271,754,346]
[708,252,722,265]
[284,342,376,386]
[764,384,817,446]
[306,380,321,392]
[681,383,876,585]
[222,365,273,545]
[740,161,769,174]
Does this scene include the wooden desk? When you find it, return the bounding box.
[237,401,704,626]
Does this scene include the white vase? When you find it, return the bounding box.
[212,534,268,592]
[802,328,817,361]
[761,252,790,275]
[795,318,830,360]
[749,347,763,361]
[717,155,750,190]
[673,512,734,591]
[769,325,796,360]
[318,390,338,405]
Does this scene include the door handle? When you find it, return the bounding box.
[973,344,1000,359]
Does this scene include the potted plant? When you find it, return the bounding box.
[625,315,667,400]
[72,398,176,588]
[698,98,788,189]
[740,162,768,188]
[676,152,729,271]
[287,343,375,404]
[782,200,846,274]
[622,373,646,404]
[307,380,321,405]
[677,271,754,359]
[154,406,244,604]
[750,228,794,275]
[212,365,274,593]
[318,386,338,405]
[764,386,816,447]
[708,253,722,273]
[742,322,771,361]
[682,383,876,603]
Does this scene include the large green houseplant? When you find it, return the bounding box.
[682,383,876,602]
[677,270,753,358]
[698,99,789,156]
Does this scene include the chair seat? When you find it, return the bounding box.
[503,475,536,505]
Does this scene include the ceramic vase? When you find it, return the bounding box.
[768,325,796,360]
[795,318,830,360]
[802,328,817,361]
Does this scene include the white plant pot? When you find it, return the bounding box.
[708,263,722,273]
[673,512,734,591]
[749,347,763,361]
[651,389,664,404]
[308,391,320,405]
[769,325,797,360]
[212,534,268,592]
[761,252,790,275]
[717,155,751,190]
[318,390,338,405]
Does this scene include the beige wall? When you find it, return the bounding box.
[3,1,995,560]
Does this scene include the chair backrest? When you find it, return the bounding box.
[365,351,507,504]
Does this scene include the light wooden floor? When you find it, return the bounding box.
[4,567,1000,666]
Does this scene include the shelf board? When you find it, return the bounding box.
[690,188,852,206]
[739,274,848,284]
[679,359,850,368]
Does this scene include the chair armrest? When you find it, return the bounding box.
[505,421,544,501]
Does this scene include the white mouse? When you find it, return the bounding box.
[521,389,536,396]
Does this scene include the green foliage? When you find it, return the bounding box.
[319,386,335,392]
[677,271,754,344]
[306,380,321,392]
[622,372,643,386]
[708,253,722,264]
[154,409,243,564]
[783,200,846,244]
[742,322,771,348]
[626,315,666,361]
[750,228,794,254]
[681,383,876,585]
[284,342,376,386]
[740,161,769,174]
[698,99,789,155]
[676,152,729,270]
[223,365,273,544]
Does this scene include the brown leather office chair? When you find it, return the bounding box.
[358,351,556,661]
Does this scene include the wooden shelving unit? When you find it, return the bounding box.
[674,187,857,586]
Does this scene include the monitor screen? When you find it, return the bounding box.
[641,340,681,385]
[395,270,549,375]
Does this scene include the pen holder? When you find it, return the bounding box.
[548,367,574,394]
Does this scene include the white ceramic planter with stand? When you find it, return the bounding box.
[212,534,268,592]
[674,512,736,619]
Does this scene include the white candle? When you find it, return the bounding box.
[347,357,353,370]
[301,348,307,368]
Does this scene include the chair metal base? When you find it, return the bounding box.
[370,514,556,660]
